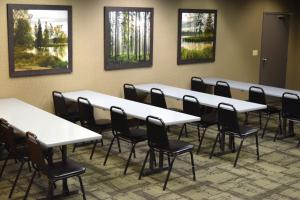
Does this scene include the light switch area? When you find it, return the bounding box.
[252,50,259,56]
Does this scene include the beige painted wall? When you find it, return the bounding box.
[0,0,297,113]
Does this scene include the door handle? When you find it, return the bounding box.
[262,58,268,62]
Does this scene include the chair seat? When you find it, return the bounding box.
[123,128,147,142]
[66,111,80,123]
[44,160,86,181]
[201,111,218,127]
[165,140,193,154]
[284,116,300,123]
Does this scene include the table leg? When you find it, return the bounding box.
[61,145,70,195]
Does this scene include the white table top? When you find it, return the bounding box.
[203,77,300,98]
[63,90,200,126]
[135,83,267,113]
[0,98,101,148]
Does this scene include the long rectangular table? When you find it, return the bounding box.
[202,77,300,98]
[0,98,101,197]
[63,90,200,126]
[134,83,267,112]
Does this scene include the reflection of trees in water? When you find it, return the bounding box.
[30,46,67,61]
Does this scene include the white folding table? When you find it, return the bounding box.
[202,77,300,98]
[134,83,267,112]
[63,90,200,126]
[0,98,101,196]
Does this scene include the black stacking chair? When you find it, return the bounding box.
[281,93,300,146]
[246,86,281,140]
[139,116,195,190]
[24,132,86,200]
[214,81,232,98]
[178,95,217,154]
[124,84,140,102]
[103,106,147,174]
[210,103,259,167]
[74,97,111,159]
[191,77,207,93]
[150,88,181,112]
[0,120,31,199]
[52,91,80,123]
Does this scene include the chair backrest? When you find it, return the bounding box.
[146,116,169,150]
[0,119,17,156]
[0,118,8,143]
[26,132,47,171]
[282,92,300,119]
[182,95,203,117]
[150,88,167,109]
[123,84,139,102]
[110,106,130,137]
[248,86,266,105]
[52,91,68,117]
[191,77,207,93]
[77,97,95,127]
[217,103,240,135]
[214,81,232,98]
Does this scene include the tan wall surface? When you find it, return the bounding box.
[0,0,297,113]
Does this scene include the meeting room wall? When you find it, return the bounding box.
[0,0,297,113]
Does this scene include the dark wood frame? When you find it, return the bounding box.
[7,4,73,77]
[104,7,154,71]
[177,9,217,65]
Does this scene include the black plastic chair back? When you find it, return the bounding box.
[282,92,300,119]
[182,95,203,117]
[124,84,139,102]
[214,81,232,98]
[77,97,95,127]
[110,106,130,137]
[146,116,169,150]
[52,91,68,117]
[249,86,266,104]
[0,120,17,156]
[218,103,240,136]
[150,88,167,109]
[26,132,47,171]
[191,77,206,93]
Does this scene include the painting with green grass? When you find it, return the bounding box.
[104,7,153,70]
[178,9,217,65]
[7,4,72,77]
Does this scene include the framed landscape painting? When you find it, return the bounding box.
[178,9,217,65]
[104,7,153,70]
[7,4,72,77]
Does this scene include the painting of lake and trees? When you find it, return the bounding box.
[104,7,153,70]
[178,9,217,65]
[7,5,72,77]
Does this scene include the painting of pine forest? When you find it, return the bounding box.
[104,7,153,70]
[7,5,72,77]
[178,9,217,65]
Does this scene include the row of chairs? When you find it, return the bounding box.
[0,119,87,199]
[191,77,300,145]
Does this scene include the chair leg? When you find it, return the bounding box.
[163,156,176,191]
[47,180,54,199]
[27,161,32,172]
[9,161,25,198]
[244,112,249,124]
[177,124,185,141]
[72,144,77,153]
[197,127,207,154]
[139,149,150,180]
[124,143,136,175]
[100,139,104,147]
[116,137,122,153]
[259,112,262,129]
[209,133,220,159]
[298,139,300,148]
[255,133,260,160]
[90,140,98,160]
[261,114,270,138]
[132,144,136,158]
[78,176,86,200]
[185,124,188,137]
[0,155,9,178]
[190,152,196,181]
[234,138,245,168]
[103,136,115,166]
[274,113,282,142]
[23,170,37,200]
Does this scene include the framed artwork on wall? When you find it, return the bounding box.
[104,7,153,70]
[177,9,217,65]
[7,4,72,77]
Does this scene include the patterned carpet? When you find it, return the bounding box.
[1,114,300,200]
